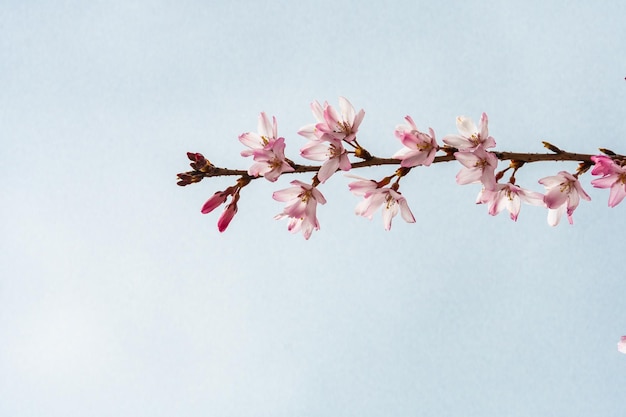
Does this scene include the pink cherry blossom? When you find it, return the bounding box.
[239,112,278,157]
[348,177,416,230]
[453,146,498,190]
[590,155,626,207]
[477,183,544,221]
[238,113,294,182]
[590,155,617,176]
[300,137,351,183]
[247,137,295,182]
[618,336,626,354]
[309,97,365,143]
[392,116,439,167]
[538,171,591,226]
[273,180,327,239]
[443,112,496,151]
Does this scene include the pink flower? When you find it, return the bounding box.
[443,112,496,151]
[618,336,626,354]
[590,155,617,176]
[392,116,439,167]
[590,155,626,207]
[538,171,591,226]
[453,146,498,190]
[273,180,327,239]
[348,177,416,230]
[300,137,351,183]
[477,183,544,221]
[239,112,278,157]
[247,137,295,182]
[239,113,294,182]
[299,97,365,143]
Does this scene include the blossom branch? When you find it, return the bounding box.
[177,150,610,184]
[176,97,626,239]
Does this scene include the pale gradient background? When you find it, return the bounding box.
[2,1,626,416]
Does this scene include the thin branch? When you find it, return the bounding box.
[177,150,612,186]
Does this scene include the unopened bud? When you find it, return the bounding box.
[176,172,202,186]
[187,152,212,171]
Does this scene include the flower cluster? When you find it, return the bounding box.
[175,97,626,239]
[437,113,595,225]
[298,97,365,183]
[392,116,438,168]
[239,113,294,182]
[444,115,500,202]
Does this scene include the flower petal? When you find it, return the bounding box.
[456,116,477,137]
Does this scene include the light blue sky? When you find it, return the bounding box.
[1,1,625,416]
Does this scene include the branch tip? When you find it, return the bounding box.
[599,148,616,156]
[542,141,563,154]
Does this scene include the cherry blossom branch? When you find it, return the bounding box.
[177,97,626,238]
[177,149,603,183]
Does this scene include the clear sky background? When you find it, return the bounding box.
[2,1,626,416]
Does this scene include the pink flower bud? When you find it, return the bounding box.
[201,191,229,214]
[217,203,237,232]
